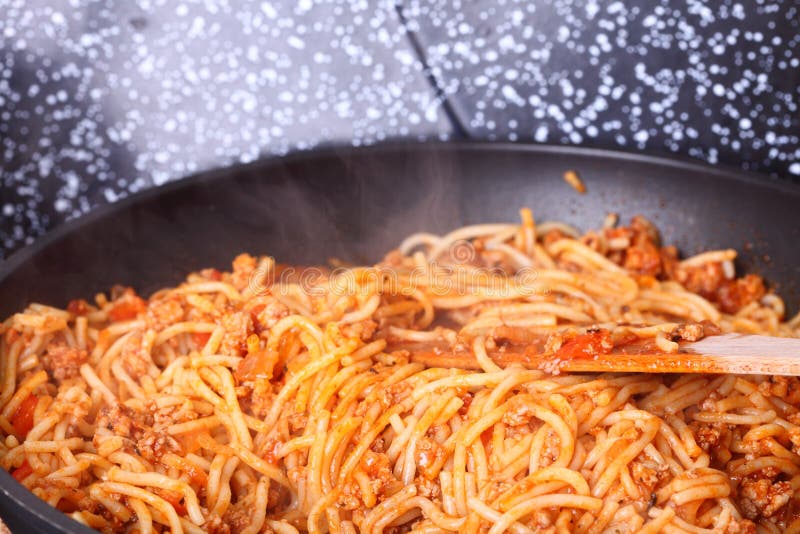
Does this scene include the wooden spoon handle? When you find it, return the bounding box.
[405,334,800,375]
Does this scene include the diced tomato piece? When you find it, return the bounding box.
[191,332,211,347]
[66,299,90,316]
[12,460,32,482]
[554,331,613,360]
[56,499,79,513]
[4,329,20,345]
[157,489,187,516]
[108,296,146,321]
[11,394,38,439]
[262,438,282,466]
[235,349,279,382]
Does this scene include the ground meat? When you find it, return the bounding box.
[120,334,151,378]
[678,262,726,296]
[381,250,404,267]
[219,312,254,356]
[247,297,290,332]
[659,246,681,279]
[719,275,767,314]
[415,475,441,500]
[540,430,561,466]
[230,253,258,292]
[630,215,661,244]
[149,399,199,429]
[40,342,88,383]
[623,238,662,276]
[542,229,567,247]
[414,437,444,480]
[337,483,361,511]
[759,376,800,405]
[723,519,758,534]
[238,378,276,419]
[287,412,308,433]
[340,319,378,342]
[378,381,412,410]
[738,477,793,519]
[611,216,666,277]
[95,404,150,439]
[677,266,765,314]
[146,297,184,330]
[203,514,232,534]
[338,451,397,510]
[671,322,704,342]
[630,458,670,496]
[598,217,767,313]
[502,397,535,427]
[135,429,180,462]
[580,231,607,255]
[692,422,726,452]
[670,320,721,343]
[221,503,255,534]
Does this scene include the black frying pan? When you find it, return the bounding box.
[1,142,800,532]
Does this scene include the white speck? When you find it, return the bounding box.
[502,85,525,106]
[152,171,170,186]
[643,14,657,27]
[712,84,725,97]
[54,199,70,213]
[498,34,516,52]
[739,118,752,130]
[2,204,13,217]
[334,100,351,117]
[261,2,277,19]
[188,17,205,38]
[242,95,257,112]
[287,36,305,50]
[585,1,600,19]
[394,50,415,66]
[534,125,548,142]
[633,130,649,143]
[789,163,800,175]
[51,12,66,26]
[138,56,154,76]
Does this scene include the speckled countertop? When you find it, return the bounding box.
[1,0,798,258]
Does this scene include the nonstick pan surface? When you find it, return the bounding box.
[1,142,800,532]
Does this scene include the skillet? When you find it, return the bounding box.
[1,142,799,532]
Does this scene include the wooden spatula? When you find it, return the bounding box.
[404,334,800,375]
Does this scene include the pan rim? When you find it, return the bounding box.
[0,140,798,532]
[3,141,800,284]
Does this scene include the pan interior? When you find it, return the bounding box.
[0,143,800,533]
[1,144,798,319]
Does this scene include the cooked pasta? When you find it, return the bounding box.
[1,208,800,533]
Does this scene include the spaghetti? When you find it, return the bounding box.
[1,209,799,533]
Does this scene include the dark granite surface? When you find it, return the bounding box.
[1,0,798,258]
